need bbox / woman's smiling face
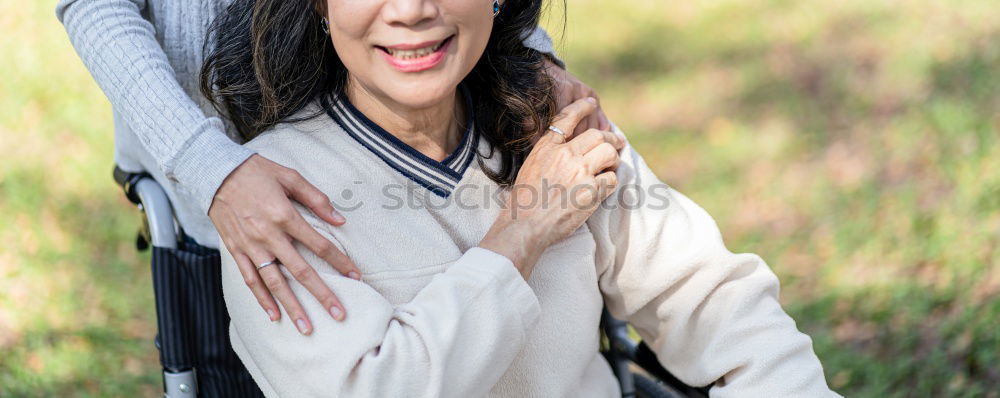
[323,0,495,108]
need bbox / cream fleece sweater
[219,97,839,397]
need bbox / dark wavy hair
[200,0,557,186]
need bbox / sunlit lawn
[1,0,997,396]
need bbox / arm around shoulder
[522,25,565,68]
[56,0,255,215]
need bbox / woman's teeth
[386,41,445,59]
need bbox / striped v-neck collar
[323,88,479,198]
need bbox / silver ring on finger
[548,125,566,137]
[257,259,279,270]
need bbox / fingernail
[585,97,597,104]
[266,309,277,322]
[329,306,345,321]
[348,271,361,280]
[331,211,345,224]
[296,319,311,335]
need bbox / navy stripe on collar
[323,89,479,198]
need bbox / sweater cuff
[457,247,541,329]
[168,117,256,215]
[523,26,565,69]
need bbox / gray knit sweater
[56,0,558,247]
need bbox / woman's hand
[481,98,623,278]
[543,58,611,134]
[209,155,361,335]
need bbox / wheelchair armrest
[113,166,178,250]
[635,341,711,398]
[113,166,151,205]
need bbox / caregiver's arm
[55,0,361,331]
[56,0,254,216]
[587,132,839,397]
[525,27,611,133]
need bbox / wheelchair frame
[114,167,196,398]
[115,166,706,398]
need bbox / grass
[1,0,997,396]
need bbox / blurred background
[0,0,997,396]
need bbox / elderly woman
[202,0,839,396]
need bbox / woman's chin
[379,83,460,110]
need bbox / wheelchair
[114,166,709,398]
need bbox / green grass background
[0,0,997,396]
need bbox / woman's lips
[377,36,454,73]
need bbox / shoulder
[242,101,363,187]
[244,102,333,153]
[243,101,356,171]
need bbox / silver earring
[492,0,500,17]
[321,17,330,34]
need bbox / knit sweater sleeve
[221,221,540,397]
[586,127,840,397]
[522,26,565,68]
[56,0,255,215]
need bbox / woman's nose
[381,0,440,27]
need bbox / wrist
[541,53,565,70]
[169,120,256,216]
[480,215,547,279]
